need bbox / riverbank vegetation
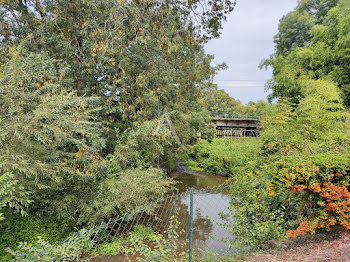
[187,0,350,253]
[187,80,350,253]
[0,0,240,260]
[229,78,350,250]
[186,138,261,177]
[0,0,349,260]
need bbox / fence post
[189,188,194,262]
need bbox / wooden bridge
[211,117,260,138]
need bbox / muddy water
[169,165,228,193]
[166,161,235,255]
[93,163,235,261]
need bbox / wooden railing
[215,128,260,138]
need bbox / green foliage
[91,236,124,257]
[0,47,175,226]
[0,209,74,261]
[12,216,187,262]
[0,141,30,220]
[129,225,157,242]
[204,88,271,118]
[244,100,272,118]
[0,0,236,133]
[273,0,338,56]
[0,49,108,223]
[80,119,176,224]
[188,138,261,176]
[0,0,238,227]
[187,160,201,171]
[88,166,173,224]
[229,79,350,250]
[205,89,244,114]
[0,1,240,257]
[229,169,287,250]
[263,0,350,106]
[11,229,95,262]
[187,137,283,249]
[262,79,350,154]
[125,217,187,262]
[274,8,316,56]
[113,119,174,169]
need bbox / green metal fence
[13,185,236,262]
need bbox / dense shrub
[188,138,261,176]
[0,50,174,226]
[229,79,350,250]
[0,209,74,261]
[0,0,236,232]
[270,153,350,238]
[12,216,187,261]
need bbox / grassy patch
[187,138,262,176]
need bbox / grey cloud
[205,0,298,103]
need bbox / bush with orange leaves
[261,80,350,240]
[229,80,350,250]
[268,154,350,239]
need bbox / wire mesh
[13,185,237,261]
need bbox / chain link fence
[13,185,239,262]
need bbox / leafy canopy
[0,0,238,226]
[262,0,350,106]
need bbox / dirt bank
[244,230,350,262]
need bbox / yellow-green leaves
[265,0,350,106]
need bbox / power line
[218,86,266,89]
[215,80,267,82]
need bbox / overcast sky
[205,0,298,104]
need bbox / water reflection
[96,166,235,261]
[166,165,235,255]
[170,169,228,192]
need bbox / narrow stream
[166,161,235,255]
[94,162,235,261]
[170,160,229,192]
